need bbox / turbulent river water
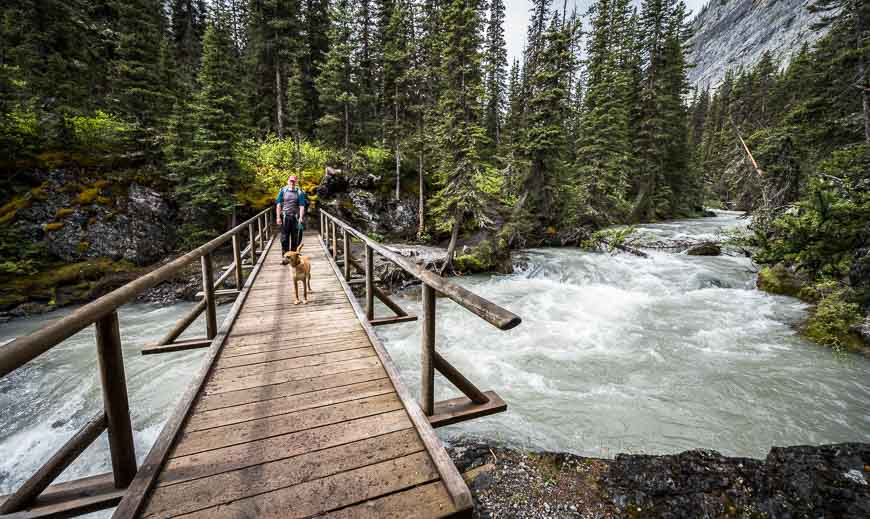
[1,211,869,498]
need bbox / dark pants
[281,215,301,253]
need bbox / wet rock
[756,263,807,298]
[685,242,721,256]
[315,168,349,198]
[323,188,418,240]
[17,171,176,266]
[852,315,870,344]
[9,302,52,316]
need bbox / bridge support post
[257,215,264,250]
[343,230,351,279]
[331,221,337,257]
[201,253,217,340]
[421,284,436,415]
[248,224,257,263]
[365,245,374,322]
[232,234,244,289]
[95,311,137,488]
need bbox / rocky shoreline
[447,439,870,518]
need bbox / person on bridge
[276,175,308,258]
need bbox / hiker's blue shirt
[276,186,307,216]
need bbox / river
[1,211,868,499]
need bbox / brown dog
[283,245,312,304]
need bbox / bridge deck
[135,234,467,518]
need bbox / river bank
[447,438,870,518]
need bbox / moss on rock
[453,238,513,274]
[756,264,806,298]
[803,289,865,352]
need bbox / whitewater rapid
[1,211,868,503]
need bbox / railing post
[257,214,264,249]
[248,223,257,264]
[231,233,244,289]
[320,213,325,237]
[95,311,137,488]
[343,229,351,280]
[201,253,217,340]
[331,220,337,258]
[421,284,436,416]
[365,245,374,322]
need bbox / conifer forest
[0,0,869,347]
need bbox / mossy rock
[453,238,513,274]
[43,222,65,232]
[803,289,866,351]
[55,207,75,219]
[756,264,806,298]
[76,187,100,204]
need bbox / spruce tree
[514,15,577,233]
[302,0,330,132]
[179,6,242,238]
[431,0,489,273]
[354,0,379,142]
[316,0,357,169]
[483,0,508,151]
[383,0,414,199]
[112,0,172,135]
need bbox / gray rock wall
[688,0,830,90]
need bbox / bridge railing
[0,207,273,517]
[319,209,520,421]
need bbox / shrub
[804,288,863,350]
[68,111,132,152]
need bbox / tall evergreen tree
[383,0,414,199]
[316,0,357,169]
[302,0,330,132]
[514,14,577,234]
[112,0,172,134]
[432,0,489,273]
[809,0,870,142]
[483,0,508,151]
[170,0,207,87]
[354,0,379,141]
[179,4,242,237]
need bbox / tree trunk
[395,85,400,200]
[440,209,463,275]
[418,115,425,240]
[856,0,870,143]
[276,65,284,139]
[344,101,351,171]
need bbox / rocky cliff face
[687,0,830,90]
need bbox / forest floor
[447,438,870,518]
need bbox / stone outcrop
[16,170,176,265]
[687,0,828,90]
[449,439,870,519]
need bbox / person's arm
[275,190,283,224]
[298,190,306,221]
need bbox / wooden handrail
[0,207,272,378]
[320,210,521,331]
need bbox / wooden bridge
[0,207,520,518]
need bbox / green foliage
[755,145,870,279]
[68,111,133,151]
[804,288,863,350]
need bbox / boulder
[685,242,721,256]
[323,188,418,240]
[756,263,807,298]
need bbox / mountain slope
[687,0,829,89]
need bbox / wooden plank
[171,393,403,458]
[215,339,372,368]
[193,366,388,413]
[202,356,383,395]
[157,409,412,488]
[222,329,367,350]
[111,235,276,519]
[185,378,394,432]
[428,391,507,429]
[222,324,364,345]
[0,472,123,519]
[208,347,376,382]
[174,451,440,519]
[323,481,460,519]
[316,233,474,512]
[141,429,422,518]
[141,337,212,355]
